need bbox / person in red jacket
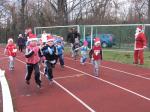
[4,38,17,70]
[89,37,102,77]
[134,26,147,65]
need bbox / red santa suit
[134,26,147,65]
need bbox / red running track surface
[0,49,150,112]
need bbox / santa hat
[47,34,54,42]
[28,33,37,41]
[136,26,143,32]
[83,40,88,46]
[8,38,13,43]
[94,37,101,45]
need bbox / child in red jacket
[89,38,102,77]
[4,38,17,70]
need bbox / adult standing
[17,34,25,52]
[66,28,81,57]
[133,26,147,65]
[41,30,48,45]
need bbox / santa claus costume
[134,26,147,65]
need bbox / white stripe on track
[16,58,96,112]
[64,65,150,101]
[65,57,150,80]
[54,74,85,80]
[0,69,14,112]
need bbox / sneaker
[49,79,53,85]
[9,67,14,71]
[37,83,41,88]
[61,65,64,68]
[25,80,30,85]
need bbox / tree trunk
[20,0,27,33]
[148,0,150,23]
[57,0,68,25]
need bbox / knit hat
[8,38,13,43]
[47,34,54,42]
[28,33,37,41]
[83,40,88,46]
[94,37,100,45]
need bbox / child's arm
[100,50,103,60]
[89,49,93,59]
[25,48,34,58]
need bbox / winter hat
[47,34,54,42]
[83,40,88,46]
[8,38,13,43]
[28,33,37,41]
[94,37,100,45]
[19,34,22,37]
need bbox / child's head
[94,37,101,46]
[28,34,37,47]
[46,34,54,46]
[8,38,13,45]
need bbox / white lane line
[16,58,96,112]
[65,57,150,80]
[64,65,150,101]
[0,69,14,112]
[54,74,85,80]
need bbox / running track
[0,48,150,112]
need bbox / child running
[89,37,102,77]
[56,40,64,68]
[4,38,17,71]
[75,40,89,65]
[41,34,57,84]
[25,34,42,88]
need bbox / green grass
[64,47,150,68]
[103,49,150,68]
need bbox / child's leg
[45,61,53,80]
[71,43,74,57]
[33,63,41,87]
[9,56,14,70]
[59,54,64,66]
[25,63,33,83]
[93,60,100,76]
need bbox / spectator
[66,28,81,57]
[133,26,147,65]
[17,34,25,52]
[41,30,48,45]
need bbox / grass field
[103,49,150,68]
[65,47,150,68]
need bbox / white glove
[143,46,147,49]
[13,49,17,53]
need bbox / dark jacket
[17,37,25,46]
[42,44,57,61]
[67,31,80,44]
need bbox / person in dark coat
[17,34,25,52]
[66,28,81,57]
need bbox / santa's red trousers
[134,50,144,64]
